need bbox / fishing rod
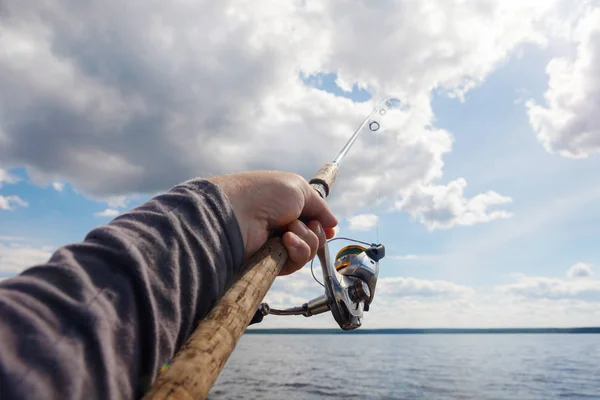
[143,97,400,400]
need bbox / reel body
[254,238,385,331]
[334,245,381,306]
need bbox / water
[209,334,600,399]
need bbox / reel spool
[334,245,367,271]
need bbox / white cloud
[567,262,594,279]
[94,208,120,217]
[258,271,600,328]
[0,169,19,188]
[497,264,600,301]
[363,295,600,328]
[0,236,28,241]
[253,256,600,328]
[389,254,437,262]
[0,238,53,277]
[0,0,557,231]
[0,195,28,210]
[0,169,27,210]
[527,7,600,158]
[250,256,600,328]
[395,178,513,230]
[347,213,379,231]
[262,291,314,311]
[51,181,65,192]
[269,267,324,298]
[390,254,422,261]
[324,0,553,99]
[105,196,128,209]
[258,272,600,328]
[334,75,353,93]
[377,277,475,298]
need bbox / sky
[1,0,600,329]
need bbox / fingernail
[316,223,323,236]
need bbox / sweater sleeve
[0,178,245,400]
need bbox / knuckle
[281,172,304,187]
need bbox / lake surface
[209,334,600,399]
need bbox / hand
[208,171,338,276]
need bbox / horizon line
[245,327,600,334]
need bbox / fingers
[279,219,326,276]
[298,180,338,230]
[280,231,311,276]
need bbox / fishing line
[376,112,380,244]
[310,258,324,287]
[372,97,398,243]
[308,97,399,286]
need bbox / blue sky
[1,0,600,328]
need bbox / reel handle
[143,163,339,400]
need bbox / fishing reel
[252,238,385,331]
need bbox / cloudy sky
[1,0,600,329]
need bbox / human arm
[0,173,337,399]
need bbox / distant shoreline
[245,327,600,334]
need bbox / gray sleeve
[0,178,245,399]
